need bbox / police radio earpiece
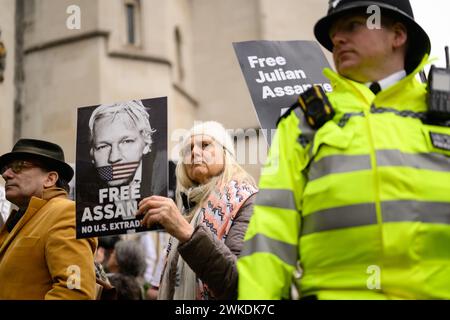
[277,85,335,129]
[426,46,450,126]
[298,86,335,129]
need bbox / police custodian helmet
[314,0,431,73]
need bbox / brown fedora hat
[0,138,74,181]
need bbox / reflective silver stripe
[382,201,450,224]
[377,150,450,172]
[240,233,298,267]
[302,201,450,235]
[338,112,365,127]
[308,155,371,181]
[256,189,298,211]
[302,203,377,235]
[371,105,426,120]
[308,150,450,181]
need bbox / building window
[126,3,136,44]
[174,27,184,81]
[124,0,141,47]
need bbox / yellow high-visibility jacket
[238,57,450,300]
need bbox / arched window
[126,3,136,44]
[124,0,141,46]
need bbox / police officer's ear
[43,171,59,188]
[391,22,408,50]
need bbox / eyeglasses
[0,160,37,175]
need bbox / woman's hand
[137,195,194,243]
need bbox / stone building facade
[0,0,328,180]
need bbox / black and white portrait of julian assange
[76,97,167,238]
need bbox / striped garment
[97,161,139,182]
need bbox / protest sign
[76,97,168,238]
[233,40,331,144]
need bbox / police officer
[238,0,450,299]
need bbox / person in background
[134,231,170,299]
[94,259,116,300]
[137,121,258,300]
[95,235,121,271]
[0,138,97,299]
[144,231,170,300]
[107,239,146,300]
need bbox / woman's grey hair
[88,100,156,150]
[114,240,146,277]
[175,123,256,221]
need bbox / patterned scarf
[158,179,257,300]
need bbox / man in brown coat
[0,138,97,299]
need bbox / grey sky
[411,0,450,68]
